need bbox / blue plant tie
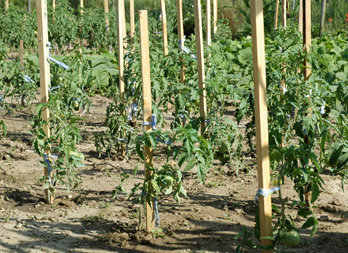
[49,86,60,94]
[24,75,35,84]
[47,55,70,70]
[128,102,138,121]
[255,186,280,201]
[154,197,160,227]
[279,84,287,93]
[178,37,197,59]
[143,114,157,130]
[43,153,58,186]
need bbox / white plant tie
[255,186,280,201]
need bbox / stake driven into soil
[299,0,303,33]
[105,0,109,31]
[176,0,185,83]
[117,0,125,102]
[275,0,280,29]
[250,0,273,251]
[193,0,208,134]
[36,0,53,203]
[213,0,218,34]
[206,0,212,46]
[282,0,287,28]
[161,0,169,56]
[130,0,135,42]
[139,10,155,232]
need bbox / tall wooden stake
[139,10,155,232]
[19,40,24,68]
[117,0,125,100]
[36,0,53,204]
[250,0,273,252]
[28,0,32,13]
[213,0,218,34]
[319,0,326,36]
[52,0,55,22]
[282,0,287,28]
[176,0,185,82]
[80,0,84,16]
[206,0,211,46]
[298,0,303,33]
[130,0,135,42]
[194,0,207,134]
[303,0,311,80]
[161,0,169,56]
[274,0,279,29]
[5,0,9,10]
[105,0,109,30]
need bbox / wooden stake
[5,0,9,10]
[250,1,273,252]
[105,0,109,30]
[319,0,326,36]
[130,0,135,42]
[213,0,218,34]
[139,10,155,232]
[274,0,279,29]
[80,0,83,16]
[19,40,24,68]
[52,0,55,22]
[160,0,168,56]
[36,0,53,204]
[117,0,125,100]
[303,0,311,80]
[28,0,32,13]
[176,0,185,83]
[194,0,207,134]
[282,0,287,28]
[122,0,126,40]
[206,0,211,46]
[298,0,303,33]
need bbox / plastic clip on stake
[320,100,326,115]
[255,186,280,201]
[154,197,160,227]
[178,37,197,59]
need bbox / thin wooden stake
[161,0,169,56]
[105,0,109,30]
[213,0,218,34]
[139,10,155,232]
[28,0,32,13]
[206,0,211,46]
[19,40,24,68]
[52,0,55,22]
[117,0,125,99]
[176,0,185,83]
[274,0,279,29]
[80,0,83,16]
[250,0,273,252]
[298,0,303,33]
[5,0,9,10]
[130,0,135,42]
[303,0,311,80]
[194,0,207,134]
[319,0,327,36]
[36,0,53,204]
[282,0,287,28]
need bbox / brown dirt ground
[0,95,347,253]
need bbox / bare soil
[0,95,347,253]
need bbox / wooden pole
[319,0,326,36]
[206,0,211,46]
[19,40,24,68]
[213,0,218,34]
[5,0,9,10]
[52,0,55,22]
[194,0,207,134]
[282,0,287,28]
[139,10,155,232]
[28,0,32,13]
[130,0,135,42]
[250,0,273,251]
[36,0,53,204]
[298,0,303,33]
[122,0,126,40]
[303,0,311,80]
[176,0,185,83]
[80,0,83,16]
[274,0,279,29]
[160,0,168,56]
[117,0,125,100]
[105,0,109,30]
